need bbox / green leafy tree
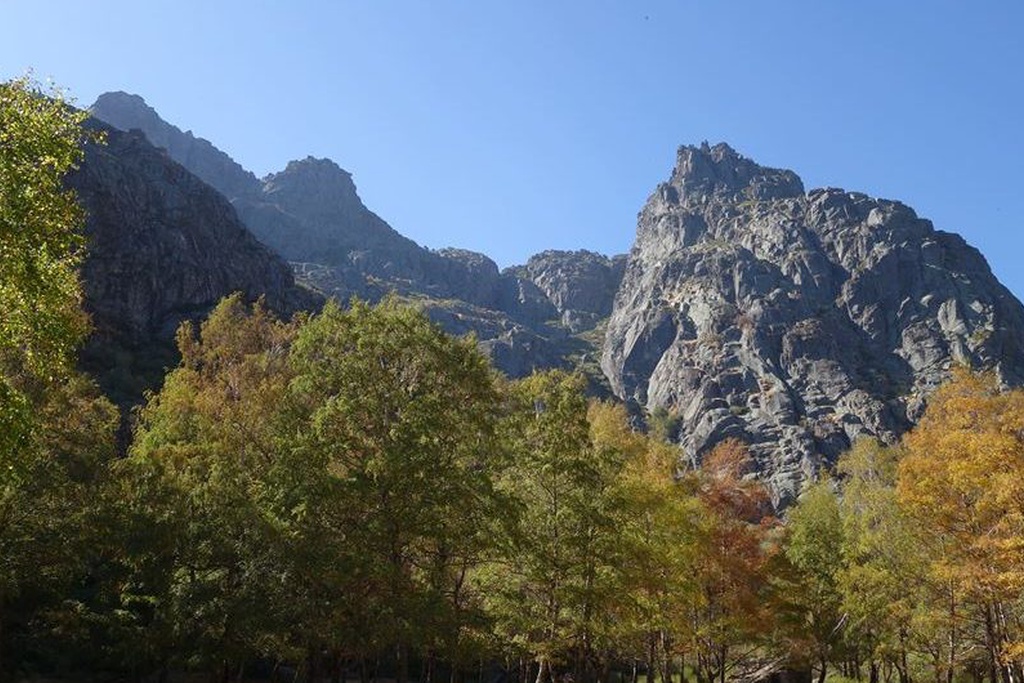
[287,297,504,681]
[834,439,911,683]
[782,480,845,683]
[482,371,609,683]
[0,77,116,676]
[0,77,93,454]
[127,295,301,677]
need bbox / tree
[685,439,774,683]
[0,77,116,676]
[836,438,920,683]
[127,294,301,677]
[482,371,611,683]
[598,402,700,683]
[783,480,845,683]
[287,297,504,682]
[125,295,507,680]
[0,77,93,455]
[898,370,1024,683]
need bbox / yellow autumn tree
[591,401,701,683]
[898,369,1024,683]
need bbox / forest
[5,81,1024,683]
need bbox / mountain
[91,92,499,301]
[68,120,318,409]
[602,142,1024,504]
[89,92,1024,502]
[89,92,622,379]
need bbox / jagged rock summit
[92,92,496,302]
[603,142,1024,505]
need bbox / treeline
[3,293,776,681]
[6,77,1024,683]
[8,290,1024,683]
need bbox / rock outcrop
[602,142,1024,505]
[509,250,627,333]
[86,92,1024,501]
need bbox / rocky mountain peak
[272,156,356,185]
[604,142,1024,506]
[262,156,365,218]
[512,250,627,333]
[91,91,161,130]
[669,142,804,203]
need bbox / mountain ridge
[90,91,624,381]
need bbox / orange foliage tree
[685,439,776,683]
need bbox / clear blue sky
[3,2,1023,296]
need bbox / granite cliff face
[71,122,314,342]
[69,120,318,406]
[602,143,1024,504]
[89,92,623,378]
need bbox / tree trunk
[661,631,672,683]
[397,643,409,683]
[985,604,999,683]
[898,627,911,683]
[947,584,956,683]
[330,651,343,683]
[307,647,319,683]
[996,603,1020,683]
[424,651,434,683]
[536,658,549,683]
[647,635,657,683]
[817,658,827,683]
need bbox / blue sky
[3,1,1023,296]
